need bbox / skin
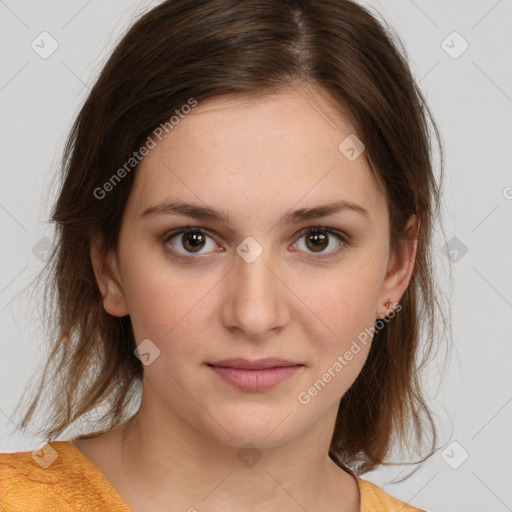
[72,82,418,512]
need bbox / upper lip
[208,357,302,370]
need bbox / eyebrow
[140,199,370,225]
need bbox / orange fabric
[1,441,424,511]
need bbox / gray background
[1,1,511,511]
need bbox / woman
[1,1,447,510]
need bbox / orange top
[1,441,424,511]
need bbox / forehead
[128,85,386,222]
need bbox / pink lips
[207,358,303,392]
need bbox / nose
[221,243,290,341]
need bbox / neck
[116,391,360,512]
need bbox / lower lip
[207,365,302,392]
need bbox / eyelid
[163,226,219,262]
[290,226,349,259]
[162,225,350,261]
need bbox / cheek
[292,261,382,397]
[120,248,216,354]
[297,262,381,345]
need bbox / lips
[208,357,301,370]
[206,358,304,392]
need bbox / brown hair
[14,0,451,476]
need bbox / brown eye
[305,231,329,252]
[181,231,206,252]
[293,227,346,258]
[166,228,217,255]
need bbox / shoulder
[357,477,425,512]
[1,441,77,511]
[0,440,131,512]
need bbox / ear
[377,214,419,317]
[90,234,129,317]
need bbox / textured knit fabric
[1,441,424,511]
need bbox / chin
[200,410,300,450]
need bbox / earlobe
[377,214,420,318]
[89,235,129,317]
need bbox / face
[93,84,417,449]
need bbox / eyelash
[162,225,351,263]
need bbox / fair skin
[72,83,418,512]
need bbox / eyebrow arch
[140,199,370,225]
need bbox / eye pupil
[306,232,328,252]
[183,232,205,252]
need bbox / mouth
[206,358,305,392]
